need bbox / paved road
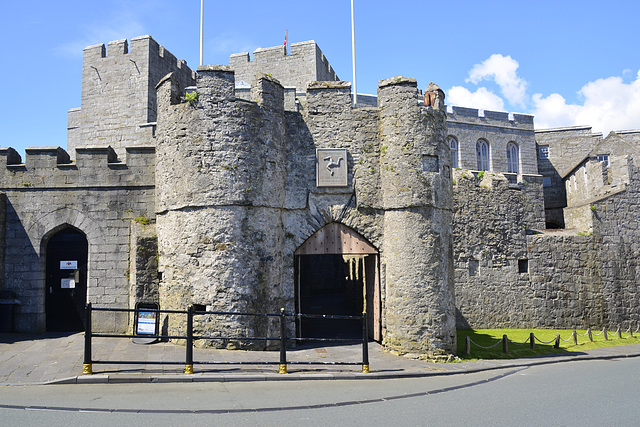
[0,357,637,425]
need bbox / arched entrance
[294,223,381,341]
[45,227,88,332]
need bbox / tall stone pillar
[154,68,287,346]
[378,77,456,357]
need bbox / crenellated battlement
[447,105,534,130]
[229,40,338,93]
[0,145,155,188]
[82,35,194,76]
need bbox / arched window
[448,136,458,168]
[507,142,519,173]
[476,140,489,171]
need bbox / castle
[1,35,638,358]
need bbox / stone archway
[294,222,381,341]
[44,226,88,331]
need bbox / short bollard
[184,305,194,375]
[604,328,609,341]
[588,328,593,342]
[465,335,471,355]
[554,334,560,349]
[572,329,578,345]
[502,335,508,354]
[83,302,93,375]
[618,328,622,339]
[362,311,370,373]
[278,308,287,374]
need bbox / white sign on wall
[60,260,78,269]
[61,278,76,289]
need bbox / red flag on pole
[284,30,287,47]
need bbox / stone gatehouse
[0,35,638,357]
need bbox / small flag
[284,30,288,47]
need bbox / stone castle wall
[454,159,640,330]
[0,146,156,332]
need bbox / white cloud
[447,86,505,112]
[532,70,640,133]
[467,54,527,107]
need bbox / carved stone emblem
[316,148,348,187]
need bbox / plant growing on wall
[184,91,198,105]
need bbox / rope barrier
[468,337,504,349]
[591,329,604,336]
[559,335,574,342]
[534,336,558,345]
[509,336,530,346]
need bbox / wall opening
[294,223,380,342]
[45,227,88,332]
[518,259,529,274]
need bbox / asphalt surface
[1,332,639,385]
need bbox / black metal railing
[83,302,370,375]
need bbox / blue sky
[2,0,640,157]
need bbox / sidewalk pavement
[1,332,639,386]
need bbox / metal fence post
[279,308,287,374]
[185,305,194,374]
[362,311,369,373]
[502,335,508,353]
[83,302,93,375]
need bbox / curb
[41,350,640,385]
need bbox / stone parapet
[0,146,155,188]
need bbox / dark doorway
[297,254,364,339]
[45,228,88,332]
[294,223,381,342]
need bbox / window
[539,145,549,159]
[597,154,610,166]
[506,142,519,173]
[543,177,552,187]
[518,259,529,274]
[449,136,459,168]
[476,140,489,171]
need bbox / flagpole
[200,0,204,66]
[351,0,357,106]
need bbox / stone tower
[378,78,456,356]
[68,35,195,158]
[154,67,288,344]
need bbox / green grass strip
[457,328,640,360]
